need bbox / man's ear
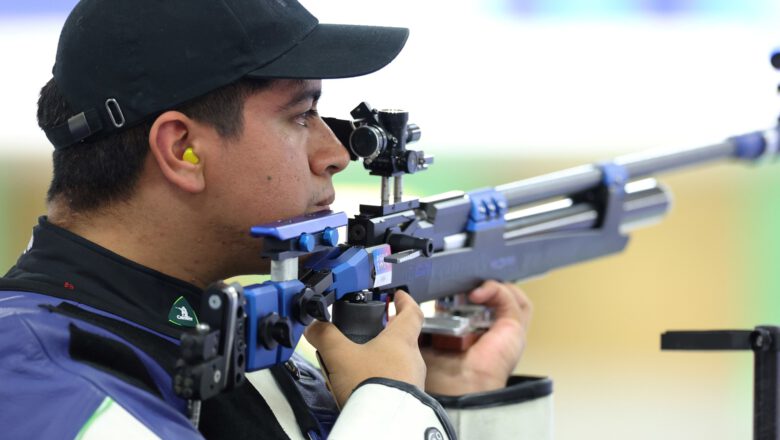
[148,111,206,193]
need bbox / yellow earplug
[183,147,200,165]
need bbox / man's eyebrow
[278,83,322,111]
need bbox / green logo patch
[168,296,198,328]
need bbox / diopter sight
[324,102,433,206]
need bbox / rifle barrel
[497,128,776,208]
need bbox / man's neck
[47,199,222,289]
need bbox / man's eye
[296,109,319,127]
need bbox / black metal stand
[661,326,780,440]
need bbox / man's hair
[37,78,272,212]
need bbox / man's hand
[304,290,427,408]
[422,280,532,396]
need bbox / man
[0,0,549,438]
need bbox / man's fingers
[306,291,423,349]
[469,280,532,326]
[384,290,424,343]
[392,290,424,327]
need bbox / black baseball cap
[43,0,409,149]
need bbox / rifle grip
[332,300,386,344]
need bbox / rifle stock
[175,120,779,404]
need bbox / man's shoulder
[0,289,202,439]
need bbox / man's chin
[225,259,272,280]
[306,206,331,215]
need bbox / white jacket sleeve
[329,378,456,440]
[434,376,554,440]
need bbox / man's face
[202,79,349,273]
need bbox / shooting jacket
[0,218,552,439]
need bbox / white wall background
[1,1,779,159]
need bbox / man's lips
[311,194,335,212]
[316,194,335,207]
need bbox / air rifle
[173,51,780,427]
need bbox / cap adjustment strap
[43,107,105,150]
[104,98,125,128]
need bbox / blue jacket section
[0,290,201,439]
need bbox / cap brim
[246,24,409,80]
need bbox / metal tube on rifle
[503,183,670,240]
[498,131,775,207]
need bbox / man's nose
[310,118,351,176]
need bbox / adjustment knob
[270,317,294,348]
[305,296,331,322]
[258,314,295,349]
[402,150,419,174]
[294,288,332,325]
[298,233,315,252]
[322,227,339,246]
[406,123,421,143]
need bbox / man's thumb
[304,320,348,349]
